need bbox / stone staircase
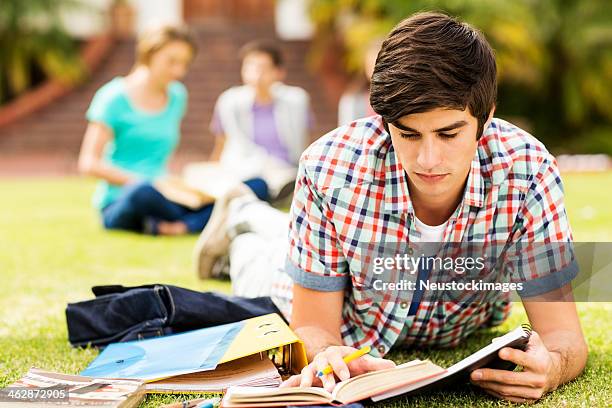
[0,23,338,175]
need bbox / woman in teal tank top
[79,25,270,235]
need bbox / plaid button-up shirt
[285,115,576,357]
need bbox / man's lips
[415,173,449,183]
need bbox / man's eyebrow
[392,120,468,133]
[433,120,468,133]
[392,122,419,133]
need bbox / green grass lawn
[1,174,611,407]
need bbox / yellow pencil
[316,345,371,377]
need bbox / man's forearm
[294,325,344,361]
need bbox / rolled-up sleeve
[286,161,349,292]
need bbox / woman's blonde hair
[135,24,197,66]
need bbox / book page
[225,385,332,405]
[182,163,244,199]
[333,360,445,403]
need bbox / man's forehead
[243,52,275,66]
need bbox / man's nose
[416,138,442,170]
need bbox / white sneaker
[193,184,254,279]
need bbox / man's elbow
[564,332,589,383]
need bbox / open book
[155,160,298,209]
[222,360,443,407]
[154,176,218,209]
[221,325,531,407]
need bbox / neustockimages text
[372,279,524,293]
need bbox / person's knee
[126,182,159,209]
[101,204,139,231]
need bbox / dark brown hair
[370,12,497,138]
[240,40,283,68]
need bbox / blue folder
[81,320,243,381]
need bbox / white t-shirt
[414,216,448,257]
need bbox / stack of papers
[146,354,282,393]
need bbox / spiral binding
[521,323,532,336]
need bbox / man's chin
[412,177,456,197]
[407,173,456,198]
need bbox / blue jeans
[101,178,269,234]
[66,283,282,348]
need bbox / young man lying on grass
[195,12,587,403]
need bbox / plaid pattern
[285,115,575,357]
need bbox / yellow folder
[219,313,308,375]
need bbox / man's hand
[470,331,561,403]
[280,345,396,392]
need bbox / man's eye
[439,132,458,139]
[400,133,420,139]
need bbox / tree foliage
[309,0,612,153]
[0,0,86,105]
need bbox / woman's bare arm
[78,122,137,186]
